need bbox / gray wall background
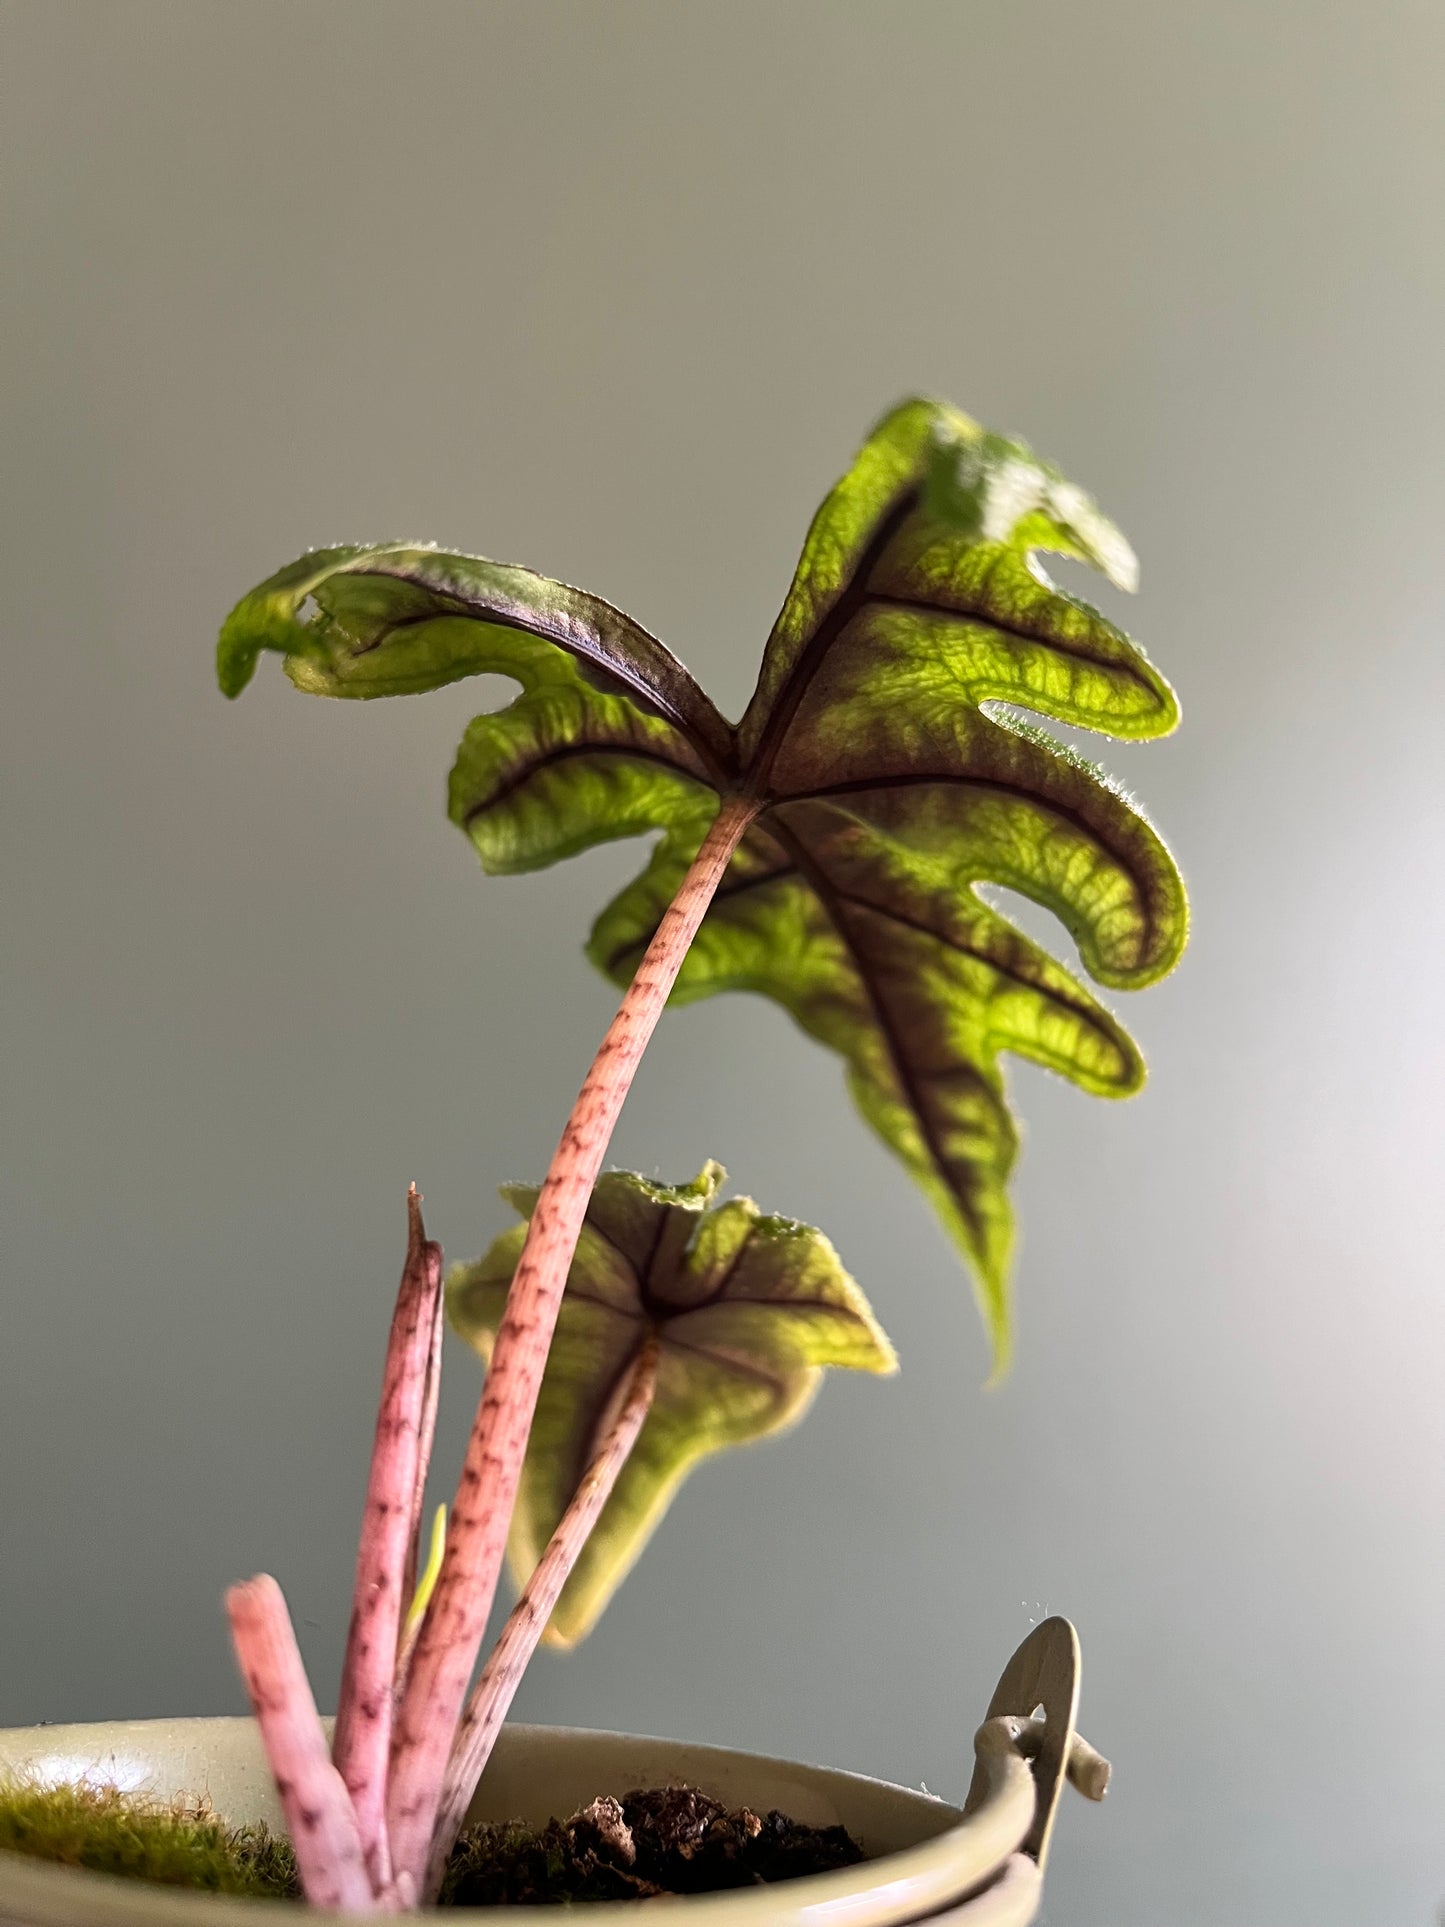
[3,4,1442,1922]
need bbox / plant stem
[226,1575,376,1914]
[331,1189,444,1893]
[386,793,756,1888]
[425,1333,661,1898]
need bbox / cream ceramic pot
[0,1620,1103,1927]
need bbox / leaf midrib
[865,588,1163,703]
[765,816,993,1252]
[774,768,1160,951]
[745,487,921,796]
[340,564,735,780]
[827,886,1110,1015]
[662,1332,790,1401]
[461,740,712,828]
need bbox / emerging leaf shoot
[220,399,1186,1365]
[447,1163,896,1646]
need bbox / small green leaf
[222,398,1187,1368]
[404,1503,448,1644]
[447,1166,895,1646]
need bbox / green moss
[0,1778,300,1899]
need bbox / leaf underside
[447,1164,896,1645]
[219,398,1187,1366]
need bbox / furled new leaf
[220,398,1187,1365]
[447,1163,896,1646]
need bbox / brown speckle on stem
[386,797,755,1892]
[330,1189,444,1894]
[225,1575,375,1912]
[425,1334,661,1898]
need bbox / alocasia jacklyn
[220,397,1186,1897]
[226,1162,894,1907]
[428,1162,893,1894]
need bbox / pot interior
[0,1719,980,1927]
[0,1718,959,1855]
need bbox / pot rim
[0,1618,1089,1927]
[0,1717,1028,1927]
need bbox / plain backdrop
[3,5,1443,1923]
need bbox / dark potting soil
[439,1785,865,1904]
[1,1778,864,1905]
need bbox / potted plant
[0,399,1184,1923]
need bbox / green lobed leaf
[217,543,732,764]
[447,1164,896,1646]
[220,399,1187,1367]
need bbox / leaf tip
[982,1333,1013,1390]
[688,1159,727,1200]
[403,1504,447,1643]
[216,605,261,700]
[871,1329,902,1377]
[970,1244,1014,1386]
